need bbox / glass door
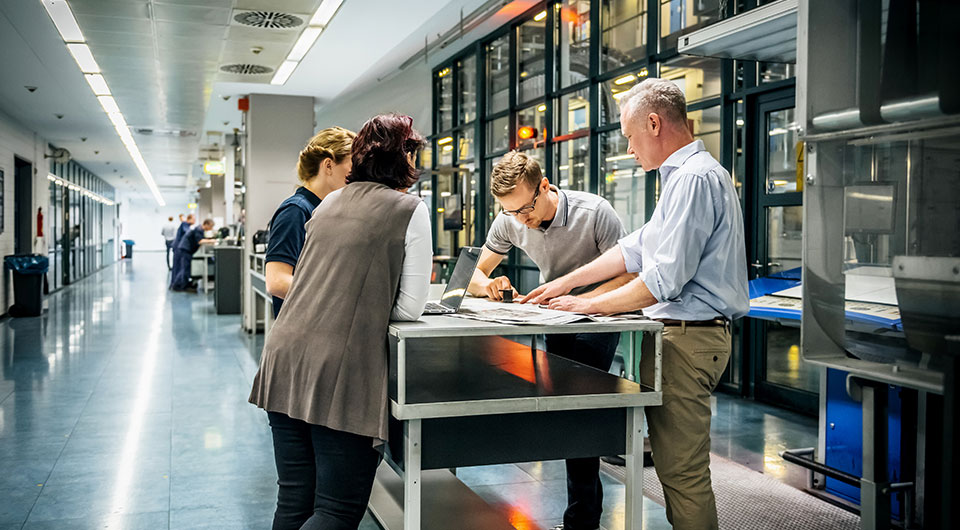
[747,88,818,414]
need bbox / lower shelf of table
[368,464,516,530]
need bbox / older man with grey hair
[524,78,749,529]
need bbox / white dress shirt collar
[658,139,706,182]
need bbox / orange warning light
[518,126,537,140]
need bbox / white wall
[0,107,49,311]
[118,197,191,252]
[314,61,433,136]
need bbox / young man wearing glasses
[467,150,630,530]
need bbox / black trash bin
[4,254,49,317]
[122,239,135,259]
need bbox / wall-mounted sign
[203,160,225,175]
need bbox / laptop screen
[439,246,482,310]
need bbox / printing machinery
[773,1,960,529]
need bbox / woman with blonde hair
[264,126,355,317]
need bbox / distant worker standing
[171,218,216,292]
[169,214,195,289]
[161,216,178,269]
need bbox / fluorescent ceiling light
[310,0,345,27]
[41,0,85,42]
[84,74,110,96]
[271,60,298,85]
[98,95,120,114]
[614,74,636,85]
[287,26,322,62]
[534,10,546,22]
[66,43,100,73]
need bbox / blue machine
[824,369,905,519]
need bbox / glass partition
[555,0,591,88]
[602,0,648,72]
[486,36,510,115]
[518,17,547,104]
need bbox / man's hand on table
[545,295,597,314]
[520,277,573,305]
[483,275,519,302]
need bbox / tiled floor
[0,256,817,529]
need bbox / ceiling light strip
[272,0,345,85]
[47,174,115,205]
[40,0,164,206]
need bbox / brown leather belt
[655,318,727,327]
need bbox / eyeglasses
[502,186,540,216]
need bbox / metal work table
[247,253,273,334]
[191,247,214,293]
[370,311,663,530]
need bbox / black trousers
[267,411,382,530]
[165,240,174,269]
[544,332,621,530]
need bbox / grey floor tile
[169,473,277,511]
[28,478,170,522]
[168,506,273,530]
[456,463,538,487]
[21,511,169,530]
[0,486,42,525]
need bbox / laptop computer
[423,246,482,315]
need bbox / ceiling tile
[234,0,322,14]
[151,4,231,25]
[75,14,153,33]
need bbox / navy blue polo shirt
[177,226,206,254]
[266,187,322,317]
[173,221,191,250]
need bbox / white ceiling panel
[225,24,303,44]
[152,4,232,25]
[235,0,319,13]
[84,29,154,47]
[158,0,234,8]
[74,14,153,33]
[70,0,149,18]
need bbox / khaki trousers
[640,323,731,530]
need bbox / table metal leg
[625,332,636,382]
[397,338,406,406]
[625,406,645,530]
[403,419,422,530]
[264,298,273,336]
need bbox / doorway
[14,157,33,255]
[744,88,818,415]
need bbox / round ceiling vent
[233,11,303,29]
[220,64,274,75]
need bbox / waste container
[3,254,49,317]
[122,239,135,259]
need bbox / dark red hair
[347,113,426,189]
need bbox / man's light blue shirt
[619,140,749,321]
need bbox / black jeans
[267,411,382,530]
[544,332,621,530]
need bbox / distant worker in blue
[169,213,194,289]
[171,218,215,292]
[265,126,355,318]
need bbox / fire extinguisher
[37,207,44,238]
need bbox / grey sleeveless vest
[249,181,422,444]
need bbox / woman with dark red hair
[249,113,432,530]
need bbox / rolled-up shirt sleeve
[391,201,433,321]
[483,214,513,255]
[595,199,627,252]
[618,225,646,274]
[640,173,715,303]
